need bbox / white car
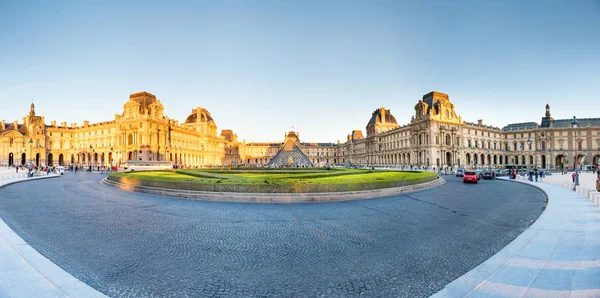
[54,166,65,175]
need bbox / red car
[463,171,478,183]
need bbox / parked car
[463,171,479,183]
[456,169,464,177]
[482,171,495,180]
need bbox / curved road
[0,174,545,297]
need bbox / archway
[466,153,471,165]
[555,154,566,171]
[499,155,503,165]
[473,154,478,166]
[576,154,585,170]
[8,153,13,166]
[48,153,53,166]
[128,151,133,161]
[445,151,452,167]
[593,155,600,167]
[480,154,485,165]
[59,154,64,166]
[21,153,26,165]
[541,155,546,169]
[71,154,75,164]
[35,153,40,166]
[487,155,491,166]
[493,155,497,165]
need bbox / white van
[123,160,173,172]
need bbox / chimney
[71,123,77,128]
[13,121,18,128]
[380,108,386,123]
[477,119,484,126]
[1,120,4,130]
[61,121,67,127]
[51,120,56,127]
[84,121,89,127]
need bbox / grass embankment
[108,168,438,193]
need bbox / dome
[185,107,214,124]
[368,108,397,125]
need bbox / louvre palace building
[1,91,599,171]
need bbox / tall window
[445,134,451,146]
[128,133,134,145]
[578,141,583,150]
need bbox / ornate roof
[368,108,397,125]
[129,92,157,115]
[185,107,214,124]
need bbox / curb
[101,176,446,203]
[0,175,108,298]
[0,174,61,189]
[497,177,550,204]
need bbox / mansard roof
[503,122,539,131]
[368,108,397,125]
[549,118,600,128]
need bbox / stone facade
[1,91,599,170]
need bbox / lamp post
[110,147,113,170]
[572,116,579,190]
[29,138,33,167]
[527,137,532,170]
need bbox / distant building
[1,91,598,170]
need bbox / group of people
[507,168,545,182]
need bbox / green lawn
[108,168,438,193]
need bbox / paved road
[0,174,545,297]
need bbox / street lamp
[527,137,532,170]
[572,116,579,190]
[29,138,33,167]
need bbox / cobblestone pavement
[0,174,545,297]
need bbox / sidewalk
[433,175,600,297]
[0,168,107,298]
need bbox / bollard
[593,193,600,207]
[585,189,593,200]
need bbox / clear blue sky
[1,0,599,142]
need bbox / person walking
[534,169,539,182]
[572,172,576,183]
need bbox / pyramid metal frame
[266,139,313,167]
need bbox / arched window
[445,134,451,146]
[128,133,134,145]
[445,110,450,119]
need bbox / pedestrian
[572,172,576,183]
[534,169,538,182]
[597,177,600,192]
